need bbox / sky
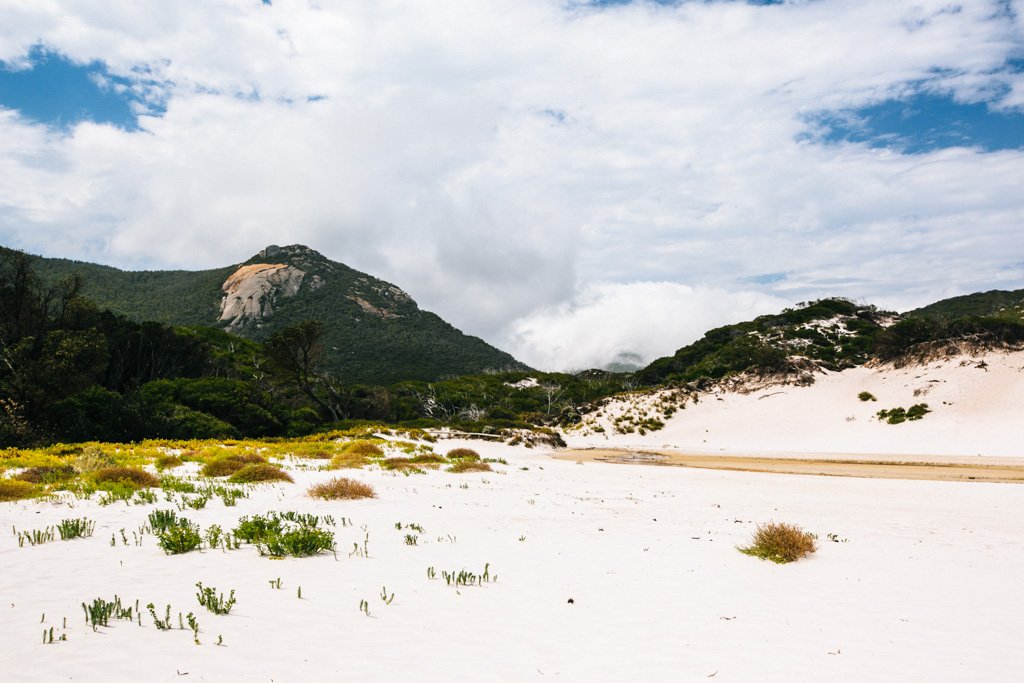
[1,0,1022,371]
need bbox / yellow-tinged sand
[556,448,1024,483]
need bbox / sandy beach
[2,433,1023,681]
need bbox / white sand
[564,351,1024,459]
[2,434,1024,681]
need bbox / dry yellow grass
[0,478,38,501]
[448,460,492,473]
[90,466,161,489]
[307,477,376,500]
[202,453,266,477]
[228,463,293,483]
[739,522,817,563]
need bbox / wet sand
[556,448,1024,483]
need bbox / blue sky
[0,0,1022,369]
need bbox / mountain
[907,288,1024,323]
[18,244,528,384]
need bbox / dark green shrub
[857,391,877,402]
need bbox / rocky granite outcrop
[219,262,310,330]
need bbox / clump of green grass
[91,467,160,489]
[857,391,877,402]
[155,454,184,470]
[195,582,236,615]
[202,453,265,477]
[256,527,335,558]
[148,509,179,532]
[56,518,95,540]
[74,446,116,472]
[228,463,293,484]
[739,522,817,564]
[307,477,376,500]
[446,448,480,462]
[0,478,39,501]
[448,460,492,473]
[232,512,335,558]
[14,464,76,484]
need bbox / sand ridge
[557,448,1024,483]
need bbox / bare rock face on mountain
[219,262,314,330]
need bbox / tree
[267,320,347,421]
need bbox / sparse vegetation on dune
[446,448,480,461]
[448,460,492,473]
[202,452,266,477]
[90,466,160,489]
[308,477,376,500]
[739,522,817,564]
[228,463,293,484]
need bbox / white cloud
[0,0,1022,369]
[500,281,786,371]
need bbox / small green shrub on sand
[228,463,293,484]
[156,519,202,555]
[0,478,39,501]
[857,391,877,402]
[308,477,376,500]
[446,448,480,462]
[877,403,931,425]
[739,522,817,564]
[448,460,492,473]
[90,467,160,489]
[256,527,335,557]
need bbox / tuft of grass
[91,466,160,489]
[446,448,480,462]
[56,518,95,540]
[202,453,265,477]
[256,527,335,558]
[307,477,376,500]
[0,478,39,501]
[228,463,293,484]
[739,522,817,564]
[857,391,877,402]
[448,460,492,473]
